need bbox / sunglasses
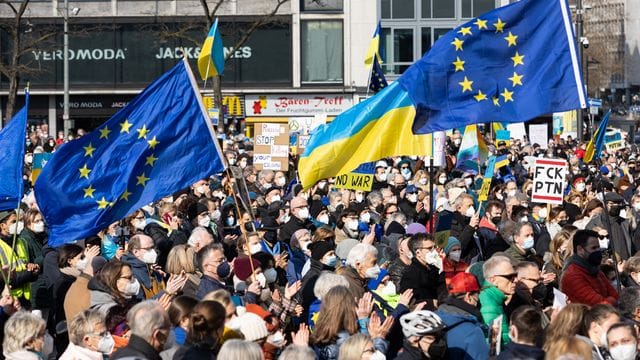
[598,234,608,239]
[495,273,517,281]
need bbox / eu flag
[35,60,226,246]
[0,93,28,211]
[398,0,587,134]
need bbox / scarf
[564,254,600,276]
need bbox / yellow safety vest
[0,239,31,300]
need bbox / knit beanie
[367,268,389,290]
[187,202,209,221]
[233,257,261,281]
[444,237,461,255]
[236,312,269,341]
[309,241,334,261]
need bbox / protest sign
[532,158,567,204]
[253,123,289,171]
[334,162,375,192]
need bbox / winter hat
[448,272,480,294]
[187,202,209,221]
[0,210,12,223]
[245,304,272,320]
[309,241,334,261]
[385,221,406,236]
[406,223,426,235]
[236,312,269,342]
[367,268,389,290]
[233,257,261,281]
[443,237,461,255]
[309,201,327,219]
[448,187,466,205]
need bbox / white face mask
[620,209,629,219]
[407,194,418,203]
[599,237,610,249]
[249,243,262,255]
[465,206,475,217]
[210,209,221,221]
[142,204,155,216]
[76,258,88,271]
[196,185,206,195]
[297,207,310,220]
[134,219,146,231]
[449,250,462,262]
[263,182,272,190]
[32,221,45,233]
[255,272,267,288]
[347,219,359,231]
[198,215,211,228]
[8,221,24,235]
[355,193,364,203]
[464,178,473,187]
[360,213,371,224]
[538,208,548,219]
[634,203,640,211]
[270,195,281,203]
[438,176,447,185]
[365,265,381,279]
[317,214,330,224]
[142,249,157,264]
[425,249,443,270]
[379,281,397,296]
[609,343,637,360]
[507,190,517,197]
[226,217,235,226]
[124,278,141,296]
[419,178,428,185]
[97,334,115,354]
[576,183,586,192]
[275,177,286,187]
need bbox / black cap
[187,202,209,221]
[309,241,334,261]
[0,210,12,223]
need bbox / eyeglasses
[598,234,608,239]
[416,245,435,251]
[495,273,517,281]
[520,277,541,284]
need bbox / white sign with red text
[245,94,354,116]
[532,158,567,205]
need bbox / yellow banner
[334,173,375,192]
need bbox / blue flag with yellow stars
[399,0,586,134]
[0,92,28,211]
[35,59,225,246]
[369,57,388,93]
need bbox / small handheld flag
[198,18,225,80]
[584,110,611,163]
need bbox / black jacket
[143,222,188,269]
[496,342,545,360]
[444,211,479,262]
[300,258,335,318]
[399,258,446,305]
[279,216,315,245]
[112,334,161,360]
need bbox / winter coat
[336,265,367,300]
[446,210,480,262]
[279,216,315,245]
[143,221,188,269]
[388,257,409,289]
[196,274,228,300]
[88,277,120,314]
[59,341,104,360]
[393,343,427,360]
[560,255,618,306]
[121,254,166,300]
[285,248,307,284]
[64,273,91,321]
[313,331,388,360]
[495,342,544,360]
[399,258,446,305]
[478,218,507,259]
[479,282,509,346]
[300,258,335,312]
[436,298,489,360]
[172,343,216,360]
[112,334,161,360]
[3,350,42,360]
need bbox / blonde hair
[544,304,589,351]
[158,202,177,217]
[2,311,46,353]
[545,336,592,359]
[217,339,263,360]
[550,230,574,270]
[68,309,106,346]
[165,244,196,274]
[338,334,372,360]
[203,289,233,306]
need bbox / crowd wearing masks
[4,125,640,360]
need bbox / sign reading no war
[532,158,567,204]
[334,162,376,192]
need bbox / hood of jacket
[121,253,154,289]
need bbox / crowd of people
[2,124,640,360]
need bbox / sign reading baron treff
[532,158,567,205]
[245,94,353,117]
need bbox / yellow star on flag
[474,18,488,30]
[146,154,158,166]
[136,124,149,139]
[97,197,110,209]
[457,27,472,36]
[83,185,95,198]
[493,18,506,33]
[492,96,500,107]
[501,88,514,102]
[79,164,91,179]
[474,90,488,102]
[458,76,473,92]
[147,136,160,149]
[120,119,133,133]
[83,143,95,157]
[120,189,132,202]
[451,37,464,51]
[511,52,525,67]
[136,173,150,187]
[504,32,518,47]
[509,72,524,87]
[99,126,111,139]
[452,57,465,72]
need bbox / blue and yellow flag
[0,92,28,211]
[198,18,225,80]
[584,110,611,163]
[35,60,225,246]
[299,0,585,188]
[365,22,388,93]
[455,124,488,175]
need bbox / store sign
[245,94,353,116]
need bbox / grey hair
[127,300,170,342]
[367,190,382,206]
[346,243,377,267]
[188,226,212,248]
[483,255,513,279]
[618,287,640,320]
[328,191,342,204]
[2,311,46,354]
[217,339,263,360]
[197,243,225,272]
[68,309,106,347]
[453,193,473,209]
[314,272,350,300]
[257,170,274,182]
[279,345,316,360]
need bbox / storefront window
[300,0,343,11]
[461,0,496,18]
[381,0,415,19]
[301,20,343,83]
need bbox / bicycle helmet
[399,310,445,338]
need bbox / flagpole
[364,61,374,99]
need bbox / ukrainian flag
[455,124,488,175]
[198,18,225,80]
[364,22,382,67]
[299,81,431,188]
[584,110,611,163]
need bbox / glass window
[301,0,343,11]
[421,0,432,18]
[473,0,495,16]
[434,28,452,41]
[301,20,343,83]
[381,0,391,18]
[433,0,455,18]
[392,0,415,19]
[394,29,413,62]
[461,0,472,18]
[421,27,432,55]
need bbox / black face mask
[427,337,448,359]
[609,205,622,217]
[491,216,502,225]
[558,220,568,227]
[587,249,603,266]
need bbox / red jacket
[560,262,618,306]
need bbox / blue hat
[444,237,461,255]
[367,268,389,290]
[600,165,610,175]
[406,184,418,193]
[248,192,258,200]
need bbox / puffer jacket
[436,298,488,360]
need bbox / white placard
[529,123,549,149]
[506,122,526,141]
[253,154,272,164]
[532,158,567,205]
[433,131,446,167]
[263,162,282,170]
[262,123,282,136]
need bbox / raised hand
[356,292,374,319]
[291,323,310,346]
[284,280,302,300]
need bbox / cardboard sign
[253,123,289,171]
[532,158,567,204]
[529,123,549,149]
[334,162,376,192]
